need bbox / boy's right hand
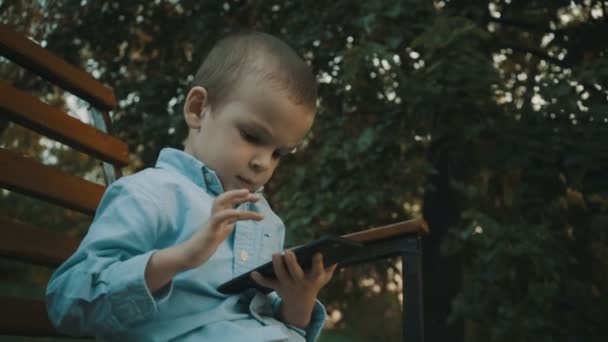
[180,189,263,269]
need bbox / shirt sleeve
[270,294,327,342]
[45,179,172,336]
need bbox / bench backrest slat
[0,24,116,111]
[0,148,105,216]
[0,217,80,267]
[0,25,125,337]
[0,297,63,337]
[0,81,129,166]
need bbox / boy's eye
[272,150,287,159]
[240,130,262,144]
[273,147,297,159]
[272,150,287,160]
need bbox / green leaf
[356,127,375,152]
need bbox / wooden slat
[0,81,129,166]
[0,148,104,216]
[0,217,80,267]
[0,297,63,336]
[0,24,116,111]
[343,218,429,243]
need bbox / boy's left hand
[251,251,337,329]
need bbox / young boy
[46,31,336,341]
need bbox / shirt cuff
[147,254,174,305]
[102,250,172,330]
[151,281,173,304]
[271,296,327,341]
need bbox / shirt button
[239,250,249,262]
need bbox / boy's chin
[225,183,255,193]
[226,186,251,192]
[229,184,264,194]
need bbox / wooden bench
[0,23,127,337]
[0,24,428,341]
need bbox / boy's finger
[231,193,260,208]
[211,209,263,229]
[226,195,260,213]
[217,189,249,202]
[217,209,264,222]
[325,263,338,280]
[251,271,278,290]
[284,251,305,280]
[310,253,324,278]
[214,189,253,209]
[272,253,291,283]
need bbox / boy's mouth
[236,175,254,187]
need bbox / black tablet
[217,236,364,294]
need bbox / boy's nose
[249,154,271,172]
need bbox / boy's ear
[183,86,210,130]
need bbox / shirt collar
[155,148,224,196]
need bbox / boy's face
[183,76,315,192]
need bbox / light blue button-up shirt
[46,148,326,341]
